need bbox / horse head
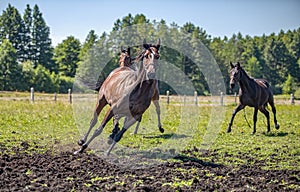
[141,39,160,80]
[119,47,132,67]
[229,61,243,89]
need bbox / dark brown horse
[227,62,280,134]
[118,48,162,135]
[75,40,163,155]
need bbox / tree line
[1,4,300,95]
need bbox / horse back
[99,67,138,104]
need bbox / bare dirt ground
[1,146,299,191]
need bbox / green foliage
[294,87,300,99]
[53,36,81,77]
[58,76,74,93]
[32,5,55,72]
[0,39,20,90]
[33,65,58,93]
[282,74,296,94]
[0,4,26,62]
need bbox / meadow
[0,92,299,170]
[0,92,299,191]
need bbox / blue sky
[1,0,299,46]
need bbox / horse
[227,62,280,134]
[76,47,133,147]
[74,39,163,155]
[118,48,162,135]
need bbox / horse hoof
[78,139,85,146]
[73,149,82,155]
[107,137,113,145]
[227,129,231,133]
[159,127,164,133]
[275,124,280,129]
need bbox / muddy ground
[0,146,299,191]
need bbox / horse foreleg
[153,100,164,133]
[74,108,113,154]
[106,116,137,156]
[78,98,107,146]
[259,106,270,132]
[252,107,258,134]
[227,104,244,133]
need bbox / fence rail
[0,89,298,105]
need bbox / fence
[29,87,72,103]
[0,89,297,106]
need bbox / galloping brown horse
[75,40,163,155]
[227,62,280,134]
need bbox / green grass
[0,93,299,170]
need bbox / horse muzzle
[147,72,156,79]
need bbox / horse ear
[143,39,150,49]
[230,61,234,69]
[156,38,161,50]
[121,46,124,53]
[237,62,241,69]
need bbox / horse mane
[240,67,270,88]
[240,67,252,80]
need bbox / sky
[1,0,299,46]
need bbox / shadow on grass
[263,132,288,137]
[173,154,221,168]
[142,133,190,139]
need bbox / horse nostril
[148,72,156,79]
[230,84,235,89]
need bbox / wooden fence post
[220,92,224,106]
[290,93,295,105]
[183,95,186,105]
[194,91,198,106]
[30,87,34,103]
[54,92,57,102]
[68,89,72,104]
[166,90,170,105]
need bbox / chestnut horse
[75,40,163,155]
[227,62,280,134]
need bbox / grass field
[0,92,299,171]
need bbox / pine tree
[32,5,55,72]
[22,4,33,62]
[79,30,98,61]
[0,4,26,62]
[0,39,20,90]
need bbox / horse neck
[132,61,155,96]
[238,69,253,92]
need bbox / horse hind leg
[133,116,142,135]
[269,99,279,129]
[107,114,121,144]
[259,106,270,132]
[153,99,164,133]
[78,98,107,146]
[106,116,137,156]
[74,108,114,154]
